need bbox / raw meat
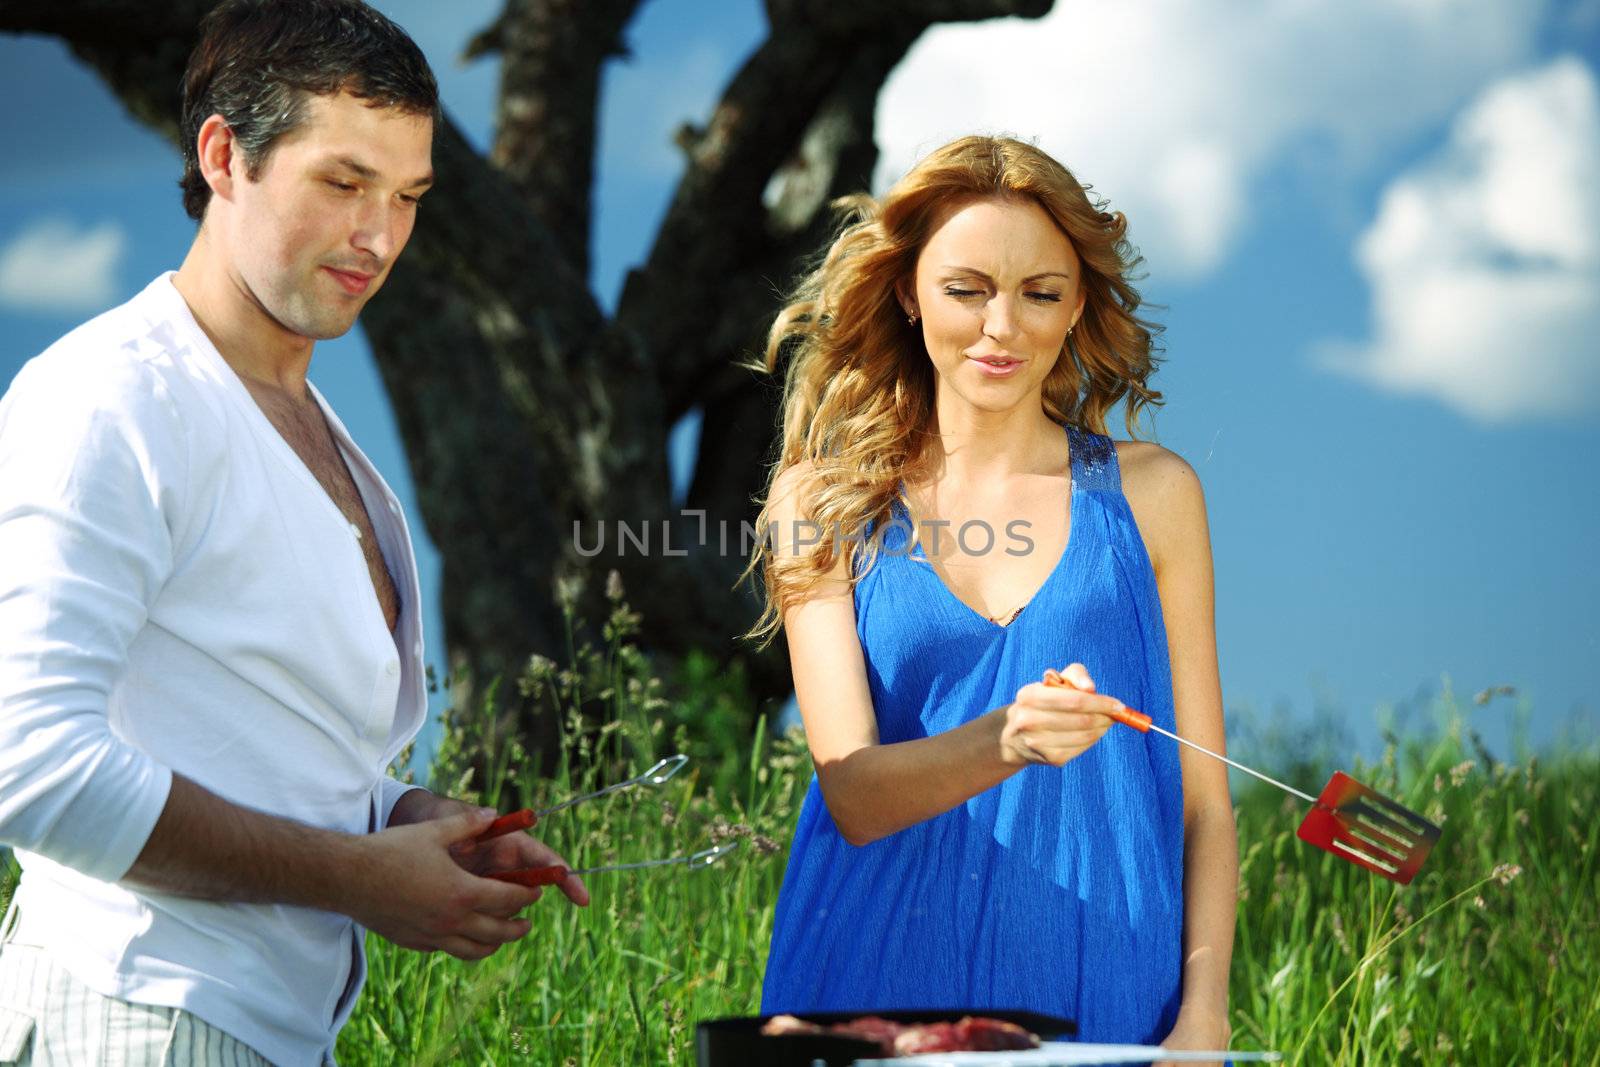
[759,1013,1040,1055]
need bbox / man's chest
[243,387,402,632]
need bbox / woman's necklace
[989,603,1026,626]
[909,486,1032,627]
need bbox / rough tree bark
[0,0,1054,756]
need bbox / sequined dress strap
[1066,424,1122,493]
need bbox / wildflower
[554,573,583,612]
[606,569,625,602]
[1473,684,1517,705]
[1474,895,1487,910]
[603,603,643,641]
[518,654,558,697]
[1449,759,1475,787]
[1492,862,1523,886]
[1330,912,1351,956]
[752,834,780,856]
[663,1000,686,1064]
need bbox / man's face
[224,90,433,341]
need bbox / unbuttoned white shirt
[0,273,427,1066]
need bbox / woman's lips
[968,355,1024,378]
[323,267,373,295]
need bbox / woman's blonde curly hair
[740,135,1164,647]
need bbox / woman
[746,135,1238,1057]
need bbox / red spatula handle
[1042,669,1152,733]
[490,865,571,888]
[477,808,538,841]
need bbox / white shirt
[0,273,427,1066]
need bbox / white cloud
[1317,58,1600,423]
[875,0,1546,278]
[0,218,127,315]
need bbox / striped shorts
[0,899,273,1067]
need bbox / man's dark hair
[179,0,440,221]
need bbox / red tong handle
[477,811,570,888]
[477,808,537,841]
[1041,669,1152,733]
[491,865,571,888]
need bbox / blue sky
[2,0,1597,773]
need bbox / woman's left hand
[1153,1005,1231,1067]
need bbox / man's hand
[122,777,587,963]
[348,805,580,961]
[402,791,590,908]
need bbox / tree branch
[675,38,903,579]
[0,0,212,40]
[766,0,1051,30]
[0,0,218,137]
[615,0,1053,420]
[472,0,643,279]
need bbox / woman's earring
[907,311,919,325]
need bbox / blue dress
[761,425,1187,1044]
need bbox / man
[0,2,585,1063]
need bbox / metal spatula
[1042,670,1441,884]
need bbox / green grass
[1228,723,1599,1063]
[329,722,1598,1064]
[2,588,1595,1065]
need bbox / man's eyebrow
[326,157,434,190]
[941,266,1074,282]
[328,156,380,181]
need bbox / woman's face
[902,195,1084,414]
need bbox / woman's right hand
[998,662,1123,767]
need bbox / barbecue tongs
[473,754,738,887]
